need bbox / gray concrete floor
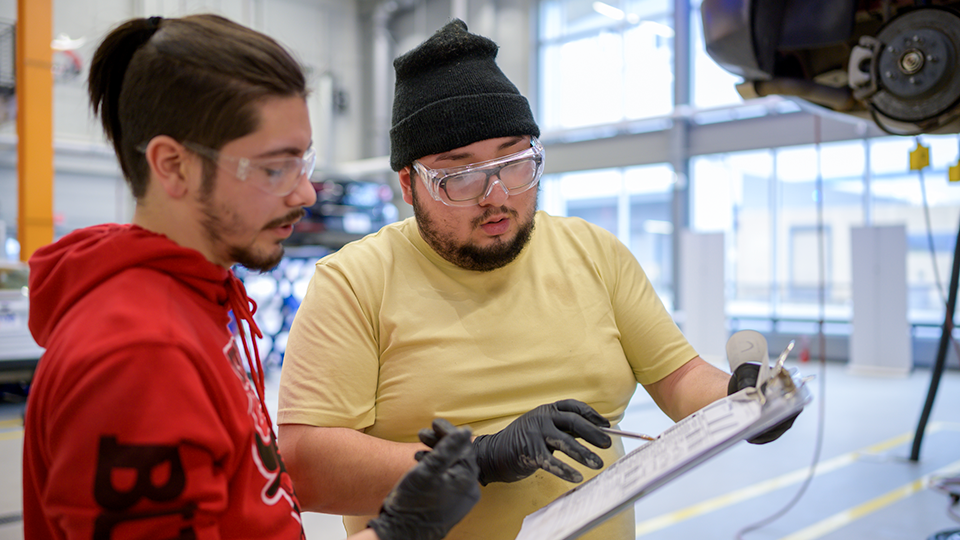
[1,359,958,540]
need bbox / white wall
[387,0,535,107]
[47,0,365,154]
[2,0,366,243]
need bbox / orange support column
[16,0,53,261]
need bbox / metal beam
[539,107,884,175]
[16,0,53,261]
[672,0,692,311]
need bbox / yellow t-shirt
[279,212,697,540]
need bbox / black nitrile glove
[367,419,480,540]
[458,399,612,485]
[728,363,800,444]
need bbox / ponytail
[87,17,162,162]
[87,14,306,199]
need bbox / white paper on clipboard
[515,368,811,540]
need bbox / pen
[599,426,657,441]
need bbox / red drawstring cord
[226,273,274,435]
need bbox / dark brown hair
[88,14,307,198]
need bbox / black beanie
[389,19,540,172]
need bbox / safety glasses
[412,137,544,207]
[182,141,317,197]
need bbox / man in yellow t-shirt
[277,19,797,540]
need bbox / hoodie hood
[28,223,230,347]
[28,223,273,429]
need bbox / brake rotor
[871,8,960,123]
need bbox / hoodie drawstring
[226,273,274,435]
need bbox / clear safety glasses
[182,141,317,197]
[412,137,545,207]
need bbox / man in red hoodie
[23,14,479,540]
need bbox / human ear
[398,167,414,205]
[143,135,193,199]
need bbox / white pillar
[680,231,726,363]
[849,225,912,377]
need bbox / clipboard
[515,364,812,540]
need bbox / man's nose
[478,177,509,206]
[287,173,318,207]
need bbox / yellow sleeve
[604,228,698,385]
[278,257,381,429]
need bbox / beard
[226,214,297,273]
[411,181,536,272]
[200,195,303,273]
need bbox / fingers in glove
[539,424,606,470]
[418,417,459,449]
[553,399,611,428]
[416,424,475,475]
[728,363,760,395]
[547,405,612,450]
[370,419,480,540]
[747,410,800,444]
[418,429,440,448]
[535,452,585,483]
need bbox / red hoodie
[23,224,304,540]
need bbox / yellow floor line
[0,419,23,429]
[777,458,960,540]
[931,420,960,432]
[635,429,922,537]
[0,430,23,441]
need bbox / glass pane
[726,151,774,310]
[625,164,675,303]
[545,35,627,128]
[820,140,865,179]
[870,135,960,325]
[776,146,818,183]
[556,169,621,235]
[538,0,674,130]
[541,164,675,306]
[775,143,863,323]
[870,137,913,175]
[691,4,743,109]
[624,13,674,119]
[692,142,866,327]
[691,155,736,232]
[691,151,774,319]
[540,0,626,40]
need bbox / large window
[691,141,867,325]
[869,135,960,324]
[536,0,960,337]
[690,136,960,328]
[538,0,674,131]
[689,0,743,110]
[541,163,676,305]
[691,150,775,316]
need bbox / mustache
[472,206,516,228]
[264,208,306,230]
